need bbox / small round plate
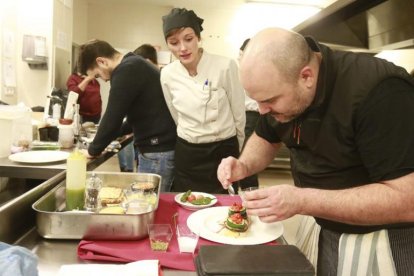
[174,192,218,211]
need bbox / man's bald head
[240,28,311,85]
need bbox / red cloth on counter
[77,193,278,271]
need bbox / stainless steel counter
[0,135,133,179]
[17,226,287,275]
[16,228,196,276]
[0,135,134,243]
[0,156,66,179]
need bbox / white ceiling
[87,0,338,9]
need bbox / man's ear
[300,66,314,88]
[96,57,106,66]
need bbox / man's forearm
[297,172,414,225]
[239,133,280,176]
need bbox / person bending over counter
[218,27,414,275]
[78,39,177,192]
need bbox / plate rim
[8,150,70,164]
[174,192,217,210]
[187,206,284,245]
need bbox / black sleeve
[88,58,148,156]
[255,114,283,144]
[355,77,414,182]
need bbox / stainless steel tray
[32,172,161,240]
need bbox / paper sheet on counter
[58,260,159,276]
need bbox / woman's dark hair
[240,38,250,51]
[133,44,158,65]
[72,62,79,74]
[78,39,118,75]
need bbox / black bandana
[162,8,204,39]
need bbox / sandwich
[99,187,124,207]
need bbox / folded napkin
[78,194,236,271]
[58,260,160,276]
[78,194,279,271]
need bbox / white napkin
[58,260,159,276]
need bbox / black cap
[162,8,204,39]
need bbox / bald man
[217,28,414,275]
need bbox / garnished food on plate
[180,190,214,205]
[228,202,247,219]
[225,213,249,232]
[224,203,250,233]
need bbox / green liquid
[66,188,85,210]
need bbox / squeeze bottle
[66,149,86,210]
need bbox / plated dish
[187,206,283,245]
[8,150,70,164]
[174,192,217,211]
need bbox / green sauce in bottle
[65,149,86,210]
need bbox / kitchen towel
[0,242,38,276]
[337,229,397,276]
[78,193,261,271]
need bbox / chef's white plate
[9,150,70,164]
[187,206,283,245]
[174,192,217,211]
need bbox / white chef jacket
[161,50,245,149]
[245,94,259,112]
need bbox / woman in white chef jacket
[160,8,245,194]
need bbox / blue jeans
[138,150,175,192]
[117,142,135,172]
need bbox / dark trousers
[173,136,239,194]
[81,115,101,124]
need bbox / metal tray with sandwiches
[32,171,161,240]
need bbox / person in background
[117,43,161,173]
[66,63,102,124]
[238,38,259,189]
[133,44,158,68]
[217,27,414,275]
[161,8,245,194]
[78,39,177,192]
[129,43,161,164]
[118,44,163,173]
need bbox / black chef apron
[173,136,239,194]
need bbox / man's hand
[217,156,248,189]
[243,185,301,223]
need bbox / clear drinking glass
[239,187,259,202]
[176,224,199,254]
[147,224,173,252]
